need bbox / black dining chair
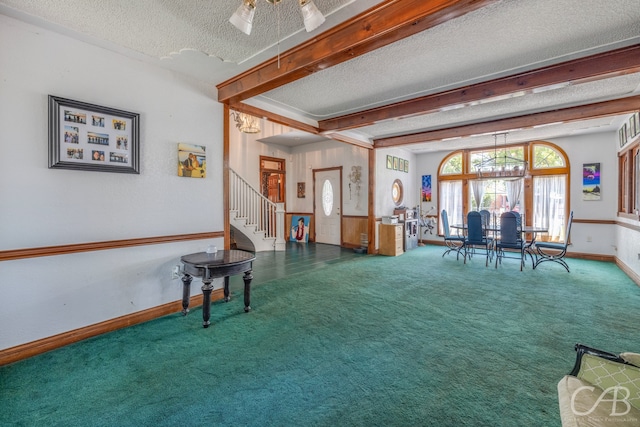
[441,209,465,260]
[533,211,574,272]
[495,211,525,270]
[464,211,493,266]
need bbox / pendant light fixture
[231,111,261,134]
[474,133,528,180]
[230,0,326,35]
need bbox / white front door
[314,169,341,245]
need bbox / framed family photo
[178,143,206,178]
[48,95,140,174]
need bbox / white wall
[552,132,618,256]
[228,120,293,195]
[229,125,369,217]
[0,15,224,350]
[615,218,640,275]
[290,141,369,216]
[375,148,418,217]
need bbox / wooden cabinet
[379,224,404,256]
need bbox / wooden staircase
[230,169,286,252]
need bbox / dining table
[450,223,548,266]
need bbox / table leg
[181,274,193,315]
[243,270,253,312]
[201,280,214,328]
[223,276,230,302]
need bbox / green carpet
[2,245,639,426]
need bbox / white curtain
[470,180,485,211]
[506,179,523,212]
[533,175,566,242]
[439,180,463,234]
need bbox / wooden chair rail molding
[0,232,224,262]
[572,218,640,233]
[572,219,617,225]
[0,291,218,367]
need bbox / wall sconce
[349,165,362,209]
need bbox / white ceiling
[2,0,639,153]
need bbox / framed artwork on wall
[422,175,432,202]
[178,143,206,178]
[393,157,399,170]
[582,163,601,201]
[386,155,393,169]
[48,95,140,174]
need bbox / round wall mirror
[392,179,403,206]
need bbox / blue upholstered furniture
[495,211,525,270]
[463,211,493,266]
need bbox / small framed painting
[386,155,393,169]
[422,175,432,202]
[290,215,309,242]
[582,163,601,201]
[178,143,206,178]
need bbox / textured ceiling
[2,0,639,153]
[259,0,640,119]
[0,0,357,61]
[358,73,640,139]
[0,0,377,85]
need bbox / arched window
[441,152,463,175]
[532,144,565,169]
[437,141,570,242]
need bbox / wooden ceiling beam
[217,0,497,105]
[373,95,640,148]
[320,44,640,132]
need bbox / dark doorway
[260,156,286,204]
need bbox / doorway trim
[259,155,286,206]
[313,166,343,246]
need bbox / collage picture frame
[48,95,140,174]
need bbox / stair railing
[230,168,285,250]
